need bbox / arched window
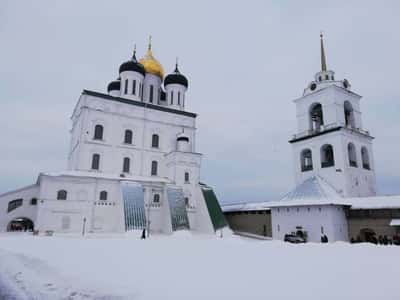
[149,85,154,103]
[57,190,67,200]
[151,161,158,176]
[318,76,322,81]
[184,172,190,183]
[184,197,189,207]
[132,80,136,95]
[94,124,103,140]
[152,134,159,148]
[91,153,100,170]
[309,103,324,131]
[99,191,108,201]
[361,147,370,170]
[153,194,160,203]
[124,130,133,144]
[170,91,174,105]
[321,144,335,168]
[344,101,355,128]
[123,157,130,173]
[178,92,181,105]
[300,149,313,172]
[348,143,357,167]
[7,199,23,213]
[30,198,37,205]
[124,79,128,94]
[325,74,329,80]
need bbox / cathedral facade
[0,42,226,235]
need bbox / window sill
[301,166,313,172]
[321,163,335,168]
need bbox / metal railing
[292,123,370,140]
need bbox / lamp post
[82,217,86,236]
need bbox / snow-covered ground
[0,232,399,300]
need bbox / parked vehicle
[284,233,306,243]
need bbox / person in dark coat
[323,234,328,243]
[141,228,146,239]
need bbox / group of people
[350,234,400,245]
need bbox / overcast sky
[1,1,399,204]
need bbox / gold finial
[148,35,152,50]
[320,31,327,72]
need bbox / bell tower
[289,34,376,197]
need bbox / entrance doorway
[359,228,376,243]
[7,218,34,232]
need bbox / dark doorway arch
[7,218,34,232]
[359,228,376,243]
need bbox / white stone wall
[0,185,39,232]
[36,175,125,234]
[143,73,162,104]
[165,83,187,110]
[294,86,363,133]
[271,205,349,242]
[292,130,376,197]
[165,151,201,206]
[120,70,144,101]
[68,93,197,178]
[292,83,376,197]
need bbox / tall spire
[320,32,327,72]
[175,57,179,73]
[132,44,137,61]
[148,35,152,51]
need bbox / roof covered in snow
[277,176,343,204]
[39,170,173,184]
[390,219,400,226]
[222,176,400,212]
[346,196,400,210]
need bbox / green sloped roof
[201,185,227,231]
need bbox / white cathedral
[0,41,226,235]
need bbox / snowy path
[0,233,400,300]
[0,248,125,299]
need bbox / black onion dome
[107,79,121,92]
[164,64,189,88]
[177,136,189,142]
[119,52,145,76]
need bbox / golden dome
[139,47,164,79]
